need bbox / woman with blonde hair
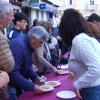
[37,21,53,33]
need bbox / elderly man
[0,1,15,99]
[9,26,49,96]
[0,2,14,73]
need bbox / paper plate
[58,70,69,75]
[56,90,76,99]
[39,85,54,92]
[45,81,61,87]
[57,64,69,69]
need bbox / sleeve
[28,65,39,82]
[10,71,34,91]
[10,42,35,91]
[34,45,54,70]
[72,37,100,89]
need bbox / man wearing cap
[9,26,49,96]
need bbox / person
[28,19,39,33]
[38,21,60,66]
[88,22,100,40]
[87,13,100,30]
[7,12,28,100]
[8,12,28,40]
[32,21,60,75]
[0,2,14,73]
[32,19,38,27]
[0,1,15,99]
[59,8,100,100]
[87,13,100,42]
[9,26,49,96]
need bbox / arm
[10,71,34,91]
[72,36,100,89]
[34,45,57,72]
[10,42,35,91]
[28,65,39,82]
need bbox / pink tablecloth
[18,73,80,100]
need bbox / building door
[48,12,53,20]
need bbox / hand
[55,69,64,75]
[34,85,44,94]
[75,89,82,100]
[67,71,75,80]
[39,76,47,83]
[35,76,47,85]
[32,65,38,72]
[52,67,58,73]
[0,71,9,89]
[0,88,9,100]
[54,69,63,75]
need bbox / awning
[22,0,58,14]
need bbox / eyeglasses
[20,20,27,23]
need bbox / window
[70,0,72,5]
[90,0,94,5]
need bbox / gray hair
[28,26,49,41]
[0,2,13,16]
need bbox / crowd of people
[1,1,100,100]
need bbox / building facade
[1,0,59,35]
[58,0,100,18]
[20,0,59,27]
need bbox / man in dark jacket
[8,12,28,40]
[9,26,49,96]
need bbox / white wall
[0,0,9,2]
[74,0,88,9]
[44,11,48,21]
[31,9,37,26]
[31,8,49,25]
[76,0,100,17]
[59,0,100,18]
[38,10,41,20]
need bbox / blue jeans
[80,85,100,100]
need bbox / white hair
[28,26,49,41]
[0,2,13,16]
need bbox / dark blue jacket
[8,28,23,40]
[9,36,38,91]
